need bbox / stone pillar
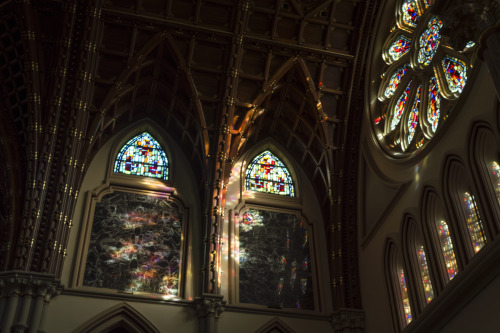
[331,309,365,333]
[195,293,226,333]
[0,271,62,333]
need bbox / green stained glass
[245,150,295,196]
[114,132,169,180]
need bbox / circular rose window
[371,0,475,157]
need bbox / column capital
[194,293,226,319]
[0,271,62,300]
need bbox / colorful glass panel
[442,56,467,95]
[463,192,486,253]
[390,82,412,131]
[417,17,442,66]
[427,75,441,133]
[245,150,295,196]
[239,209,313,309]
[416,245,434,303]
[114,132,169,180]
[83,191,183,295]
[407,85,421,146]
[398,267,412,324]
[384,65,410,99]
[436,220,458,280]
[489,161,500,207]
[388,35,411,63]
[401,0,420,28]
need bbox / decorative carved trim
[194,293,226,319]
[0,271,62,299]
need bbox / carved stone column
[0,271,62,333]
[195,293,226,333]
[331,309,365,333]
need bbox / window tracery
[372,0,475,156]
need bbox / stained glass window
[245,150,295,196]
[390,82,412,131]
[374,2,473,156]
[436,220,458,280]
[463,192,486,253]
[489,161,500,207]
[398,267,412,325]
[384,65,410,99]
[417,17,442,66]
[427,75,441,133]
[83,191,183,296]
[416,244,434,303]
[388,35,411,63]
[442,56,467,95]
[238,209,313,309]
[401,0,420,28]
[114,132,169,180]
[407,85,421,146]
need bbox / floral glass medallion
[371,0,474,157]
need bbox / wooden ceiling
[0,0,376,304]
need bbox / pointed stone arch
[254,317,296,333]
[73,302,160,333]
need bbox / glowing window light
[402,0,420,28]
[442,56,467,95]
[388,35,412,63]
[398,267,412,325]
[427,75,441,133]
[114,132,169,180]
[489,161,500,207]
[416,244,434,303]
[417,17,442,66]
[245,150,295,196]
[463,192,486,253]
[407,85,421,146]
[436,220,458,280]
[390,82,412,131]
[384,65,410,99]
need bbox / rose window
[372,0,475,156]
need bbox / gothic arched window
[114,132,169,180]
[435,219,458,280]
[398,266,412,325]
[372,0,474,156]
[488,161,500,207]
[416,244,434,303]
[245,150,295,196]
[462,192,486,253]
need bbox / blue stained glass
[427,75,441,133]
[416,245,434,303]
[388,35,412,63]
[402,0,420,28]
[407,85,421,145]
[384,65,410,99]
[114,132,169,180]
[390,82,412,131]
[442,56,467,95]
[245,150,295,196]
[417,17,442,66]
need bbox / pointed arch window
[416,244,433,303]
[463,192,486,253]
[488,161,500,207]
[245,150,295,197]
[398,267,412,325]
[436,220,458,280]
[114,132,169,180]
